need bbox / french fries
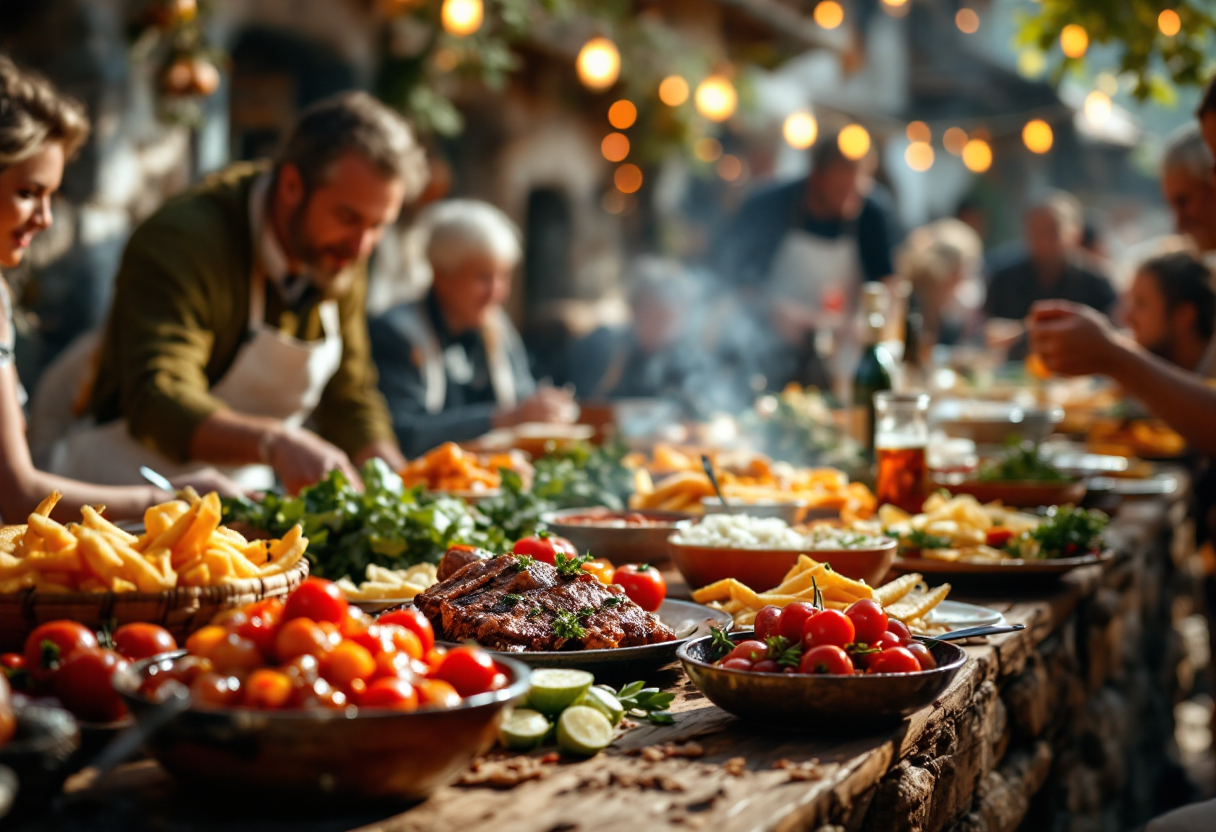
[0,491,307,593]
[629,455,877,522]
[336,563,438,601]
[691,554,951,635]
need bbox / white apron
[55,271,343,491]
[765,226,864,395]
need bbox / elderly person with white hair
[1161,124,1216,266]
[369,199,574,456]
[896,218,984,347]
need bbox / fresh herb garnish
[601,596,625,609]
[527,606,544,619]
[513,555,536,572]
[577,607,595,619]
[612,681,677,725]
[1027,505,1108,559]
[765,635,803,668]
[709,625,734,660]
[552,610,587,640]
[900,529,953,552]
[554,551,593,577]
[976,439,1068,483]
[500,593,524,608]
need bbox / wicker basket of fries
[0,490,309,650]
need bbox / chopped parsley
[601,596,625,609]
[897,529,952,552]
[500,593,524,608]
[554,551,593,577]
[513,555,536,572]
[526,606,544,619]
[552,610,587,640]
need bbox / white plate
[925,600,1006,629]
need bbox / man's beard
[286,199,354,296]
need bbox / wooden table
[15,495,1194,832]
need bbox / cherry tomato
[209,608,248,630]
[0,653,25,671]
[380,624,424,661]
[112,623,178,661]
[339,606,372,639]
[885,619,912,644]
[190,672,243,708]
[802,609,855,649]
[242,669,294,709]
[24,621,98,685]
[1,653,27,689]
[237,614,280,661]
[754,606,783,642]
[985,528,1015,548]
[905,642,937,671]
[719,658,753,671]
[377,608,435,653]
[275,618,336,662]
[777,602,818,644]
[512,533,578,566]
[799,645,854,676]
[360,677,419,711]
[281,654,320,685]
[582,558,616,585]
[321,642,377,690]
[612,564,667,612]
[424,646,447,672]
[417,678,461,708]
[283,578,349,625]
[752,659,781,673]
[210,633,264,675]
[51,647,129,723]
[722,640,769,665]
[433,646,497,697]
[845,599,889,646]
[185,625,229,660]
[869,646,922,675]
[874,631,904,653]
[289,676,347,709]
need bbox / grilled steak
[415,550,676,651]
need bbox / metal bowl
[931,399,1063,447]
[668,536,898,590]
[112,651,531,801]
[541,508,692,565]
[930,476,1088,509]
[677,631,967,730]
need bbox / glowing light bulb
[814,1,844,31]
[658,75,690,107]
[1083,91,1112,125]
[1158,10,1181,37]
[601,133,630,163]
[694,137,723,163]
[783,111,818,150]
[577,37,621,92]
[906,121,931,143]
[955,8,980,34]
[962,139,992,173]
[905,142,934,172]
[1060,24,1088,59]
[694,75,737,122]
[1018,50,1046,78]
[441,0,483,37]
[1022,119,1054,154]
[717,155,743,182]
[943,127,968,155]
[614,163,643,194]
[608,100,637,130]
[838,124,871,160]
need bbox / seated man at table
[1122,251,1214,377]
[985,191,1116,360]
[56,92,427,493]
[370,200,576,457]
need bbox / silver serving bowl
[540,507,692,565]
[677,631,967,730]
[931,399,1063,447]
[113,651,530,800]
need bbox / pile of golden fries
[853,493,1040,564]
[629,457,876,522]
[691,555,951,635]
[336,563,438,601]
[0,491,306,593]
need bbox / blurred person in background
[985,191,1116,359]
[896,218,984,347]
[562,257,706,403]
[370,200,575,458]
[55,92,424,495]
[1122,251,1214,377]
[1161,124,1216,267]
[0,54,233,521]
[719,132,898,390]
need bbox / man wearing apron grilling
[54,92,428,494]
[720,133,898,393]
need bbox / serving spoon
[917,623,1025,642]
[701,455,733,513]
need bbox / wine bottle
[853,286,895,459]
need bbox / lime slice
[576,685,625,726]
[525,668,595,716]
[498,708,551,751]
[556,706,615,757]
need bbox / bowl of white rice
[668,514,896,590]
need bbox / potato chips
[0,490,307,593]
[854,492,1040,564]
[336,563,438,601]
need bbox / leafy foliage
[1017,1,1216,101]
[976,439,1068,483]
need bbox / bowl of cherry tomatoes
[111,577,531,800]
[676,599,967,730]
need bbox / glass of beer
[874,392,929,513]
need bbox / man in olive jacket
[57,92,428,493]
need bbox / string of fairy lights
[432,0,1184,200]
